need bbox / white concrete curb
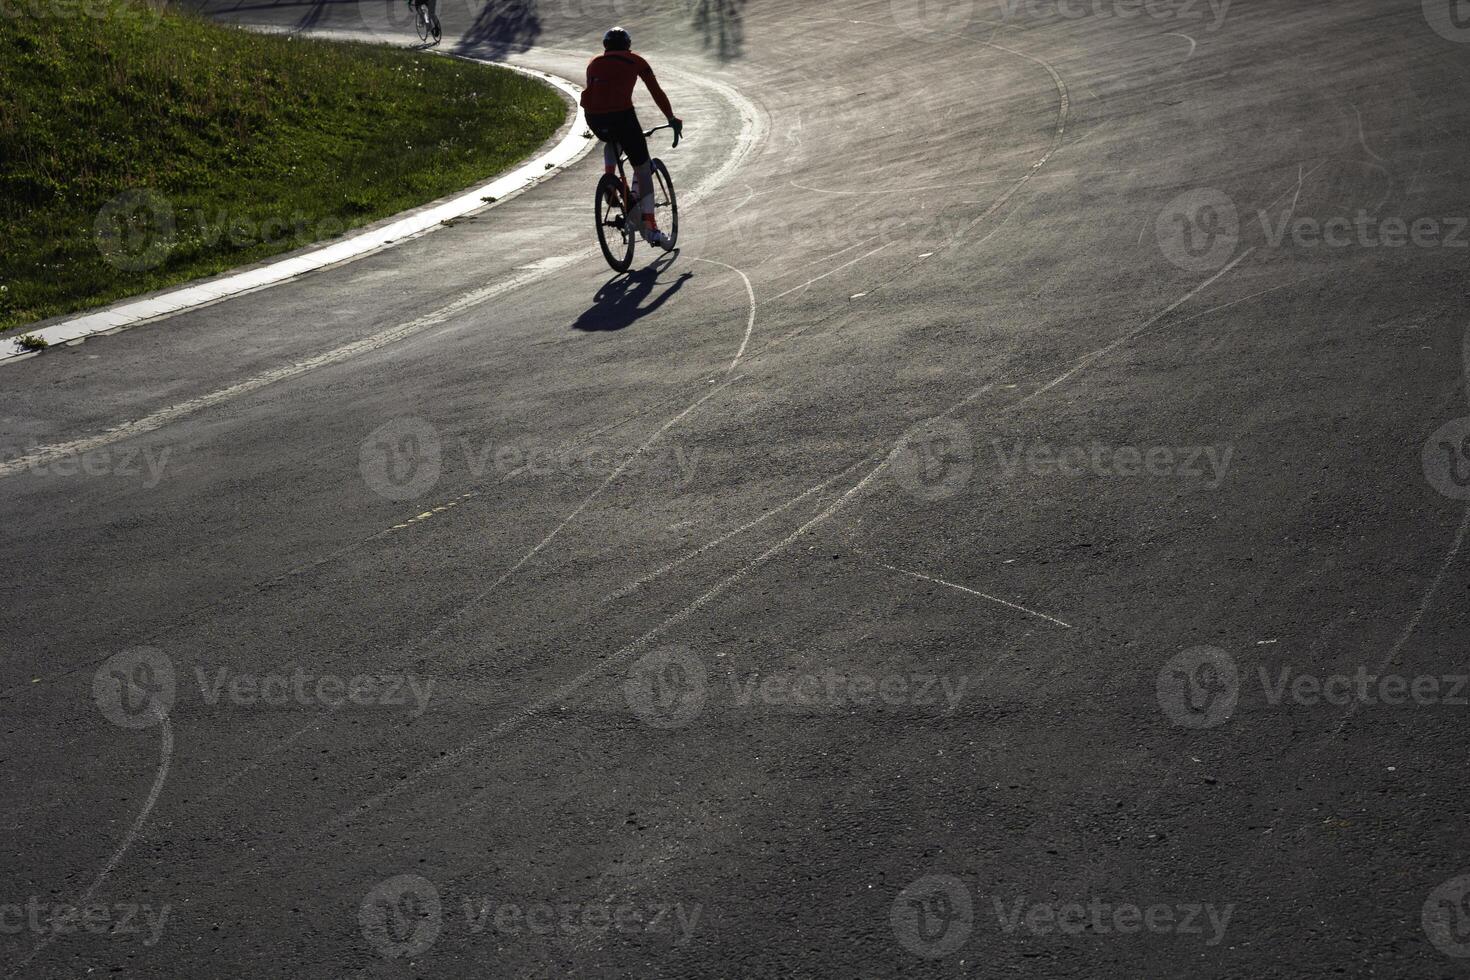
[2,61,590,365]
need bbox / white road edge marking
[0,264,559,479]
[1,62,593,364]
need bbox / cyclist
[582,27,683,250]
[405,0,440,43]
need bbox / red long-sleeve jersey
[580,51,674,119]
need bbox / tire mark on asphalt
[13,711,172,975]
[874,562,1074,629]
[691,258,756,377]
[397,377,741,657]
[599,457,871,607]
[0,264,561,481]
[333,448,895,829]
[183,222,1260,878]
[388,257,758,650]
[769,242,895,302]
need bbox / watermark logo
[95,189,175,273]
[96,648,434,718]
[1158,647,1470,723]
[892,418,974,502]
[358,419,704,501]
[992,440,1232,486]
[1424,0,1470,43]
[360,417,442,501]
[891,874,973,958]
[461,898,700,943]
[994,896,1232,945]
[1156,646,1239,729]
[194,666,435,716]
[93,647,175,729]
[1424,874,1470,957]
[1156,188,1239,272]
[892,875,1231,956]
[0,899,170,946]
[1422,417,1470,500]
[890,0,977,40]
[3,444,172,486]
[624,650,973,728]
[1160,187,1468,268]
[996,0,1231,29]
[358,875,700,958]
[624,645,707,729]
[360,874,442,960]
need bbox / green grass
[0,1,567,332]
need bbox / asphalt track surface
[5,0,1470,976]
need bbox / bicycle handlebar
[643,123,681,149]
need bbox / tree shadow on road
[572,255,691,332]
[689,0,746,61]
[451,0,541,60]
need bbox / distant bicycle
[408,0,440,44]
[595,124,680,273]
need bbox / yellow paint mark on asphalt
[389,492,481,533]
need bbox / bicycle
[594,125,680,274]
[409,0,441,44]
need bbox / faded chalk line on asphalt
[876,562,1073,629]
[15,712,172,974]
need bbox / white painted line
[691,258,756,377]
[770,241,895,302]
[2,62,593,364]
[0,263,560,478]
[877,562,1073,629]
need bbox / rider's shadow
[572,258,692,333]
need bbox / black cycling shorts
[586,108,650,167]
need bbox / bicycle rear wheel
[414,4,430,41]
[650,159,678,250]
[595,173,635,273]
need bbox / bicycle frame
[609,125,680,198]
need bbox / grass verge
[0,1,567,332]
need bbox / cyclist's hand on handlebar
[669,117,683,147]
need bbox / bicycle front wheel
[650,158,678,250]
[595,173,634,273]
[415,5,430,41]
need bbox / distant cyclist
[406,0,440,43]
[582,27,683,250]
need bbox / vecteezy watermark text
[3,444,171,487]
[1157,187,1469,271]
[993,897,1233,945]
[95,190,354,273]
[889,418,1234,502]
[359,417,702,502]
[992,440,1232,487]
[890,874,1232,958]
[93,647,435,727]
[996,0,1231,29]
[359,875,699,959]
[622,645,974,729]
[1157,646,1470,728]
[0,899,169,946]
[194,666,434,716]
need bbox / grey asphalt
[5,0,1470,976]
